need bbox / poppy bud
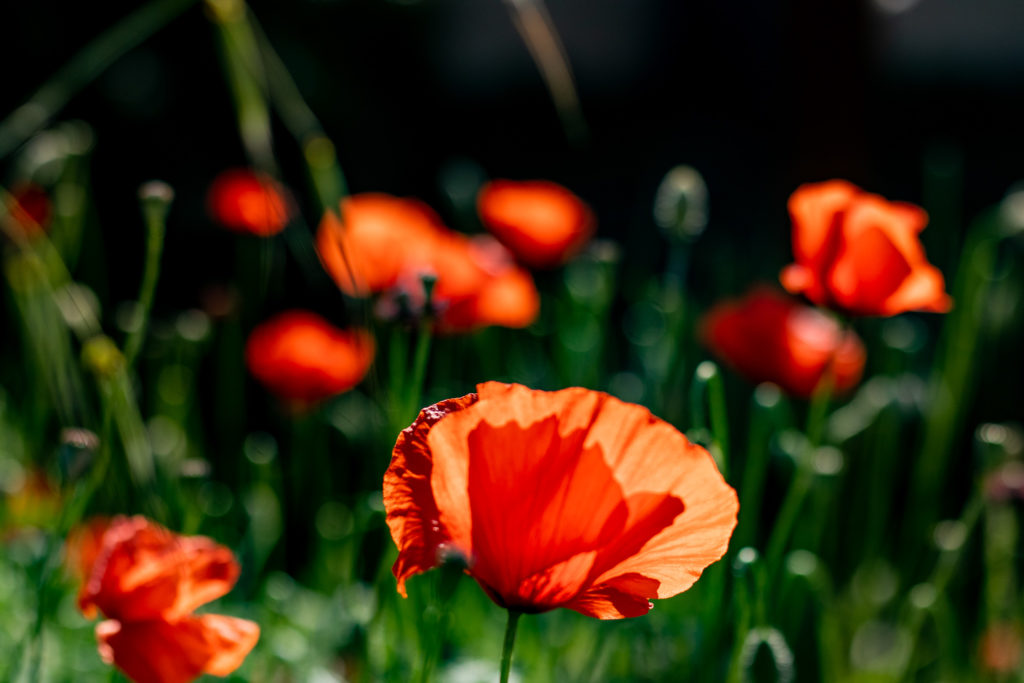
[653,165,708,243]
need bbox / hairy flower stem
[499,610,522,683]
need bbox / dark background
[4,0,1024,317]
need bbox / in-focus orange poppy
[477,179,595,268]
[384,382,738,618]
[701,287,865,398]
[780,180,951,316]
[316,194,539,331]
[69,516,259,683]
[245,310,374,406]
[207,168,291,236]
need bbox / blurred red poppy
[69,516,259,683]
[477,179,594,268]
[207,169,291,236]
[245,310,374,405]
[700,287,866,398]
[780,180,951,316]
[3,183,51,239]
[316,194,539,331]
[384,382,738,618]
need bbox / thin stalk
[735,384,781,549]
[894,495,983,681]
[403,323,433,426]
[246,15,349,209]
[706,365,730,479]
[502,0,587,146]
[19,406,113,683]
[764,370,833,580]
[123,182,173,369]
[908,212,1000,541]
[500,610,523,683]
[0,0,198,159]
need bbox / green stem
[735,384,781,549]
[691,361,729,478]
[764,370,833,580]
[908,213,1000,543]
[500,610,522,683]
[0,0,198,159]
[124,182,172,369]
[404,323,433,425]
[894,495,983,680]
[245,16,348,210]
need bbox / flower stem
[124,182,172,370]
[764,369,833,581]
[499,609,522,683]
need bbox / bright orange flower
[780,180,951,316]
[477,179,595,268]
[384,382,738,618]
[245,310,374,405]
[700,287,865,398]
[316,194,539,331]
[70,516,259,683]
[317,193,443,296]
[207,169,291,236]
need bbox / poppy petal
[244,311,375,406]
[207,169,291,236]
[782,180,950,316]
[700,287,865,397]
[477,180,595,268]
[392,382,737,617]
[385,393,481,595]
[786,180,859,301]
[79,516,241,623]
[96,615,259,683]
[564,573,661,619]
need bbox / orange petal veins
[387,382,737,618]
[96,615,259,683]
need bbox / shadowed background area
[3,0,1024,305]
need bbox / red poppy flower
[477,180,595,268]
[69,516,259,683]
[207,169,291,236]
[316,194,539,331]
[384,382,738,618]
[245,310,374,405]
[700,288,866,398]
[780,180,951,316]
